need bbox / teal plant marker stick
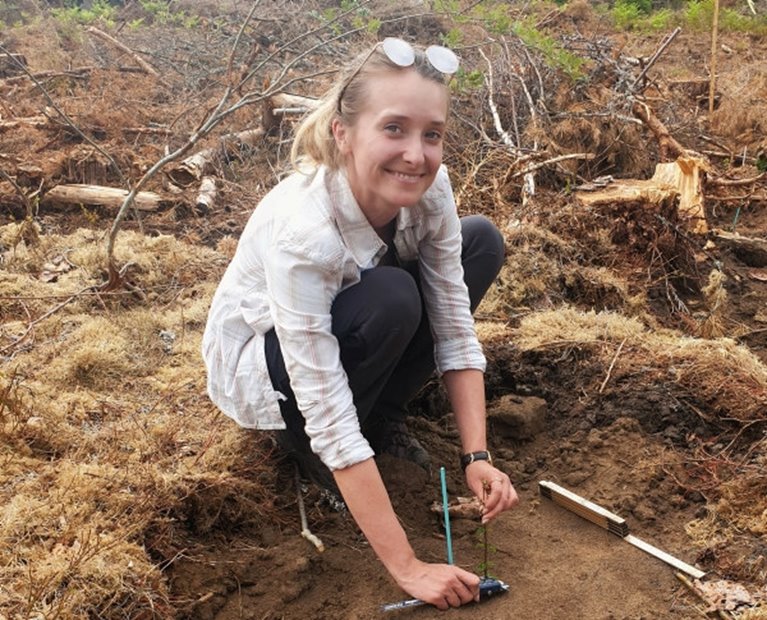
[440,466,454,565]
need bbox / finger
[444,589,462,608]
[481,477,507,519]
[452,576,477,605]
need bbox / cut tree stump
[575,155,709,234]
[43,184,162,211]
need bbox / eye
[425,129,443,142]
[384,124,402,134]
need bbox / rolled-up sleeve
[264,232,374,471]
[418,172,486,375]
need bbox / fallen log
[713,230,767,267]
[86,27,162,80]
[575,154,709,233]
[632,101,686,161]
[166,127,265,188]
[167,94,319,189]
[195,176,217,213]
[43,184,162,211]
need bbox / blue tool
[439,466,453,565]
[380,467,509,613]
[380,577,510,612]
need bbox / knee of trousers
[355,267,422,339]
[461,215,506,268]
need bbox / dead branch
[708,173,765,186]
[713,230,767,268]
[479,48,517,151]
[632,100,687,161]
[166,127,266,188]
[86,26,162,80]
[0,286,96,356]
[0,116,50,132]
[631,28,681,92]
[599,338,627,394]
[44,184,163,211]
[509,153,595,179]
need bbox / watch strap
[460,450,492,471]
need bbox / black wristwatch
[460,450,492,471]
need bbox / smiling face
[331,69,449,227]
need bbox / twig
[0,286,95,356]
[675,573,734,620]
[599,338,626,393]
[295,465,324,553]
[632,100,686,161]
[508,152,594,178]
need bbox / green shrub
[612,0,642,29]
[51,0,117,26]
[512,18,586,80]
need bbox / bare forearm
[333,458,416,577]
[333,457,481,607]
[443,368,487,453]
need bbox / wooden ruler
[539,480,705,580]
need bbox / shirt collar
[326,168,388,268]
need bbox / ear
[331,118,351,156]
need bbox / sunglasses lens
[382,37,416,67]
[425,45,460,75]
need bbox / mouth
[387,170,424,183]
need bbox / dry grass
[0,229,280,619]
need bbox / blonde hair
[290,43,449,171]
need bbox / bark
[195,176,217,213]
[0,116,49,132]
[632,101,687,161]
[166,127,265,187]
[43,184,162,211]
[714,230,767,267]
[86,27,162,80]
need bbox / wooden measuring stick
[539,480,705,580]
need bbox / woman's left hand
[464,461,519,523]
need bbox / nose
[402,136,425,166]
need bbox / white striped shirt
[201,164,485,470]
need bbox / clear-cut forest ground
[1,1,766,618]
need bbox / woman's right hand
[393,558,480,610]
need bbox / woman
[202,37,519,609]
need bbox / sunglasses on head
[337,37,460,113]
